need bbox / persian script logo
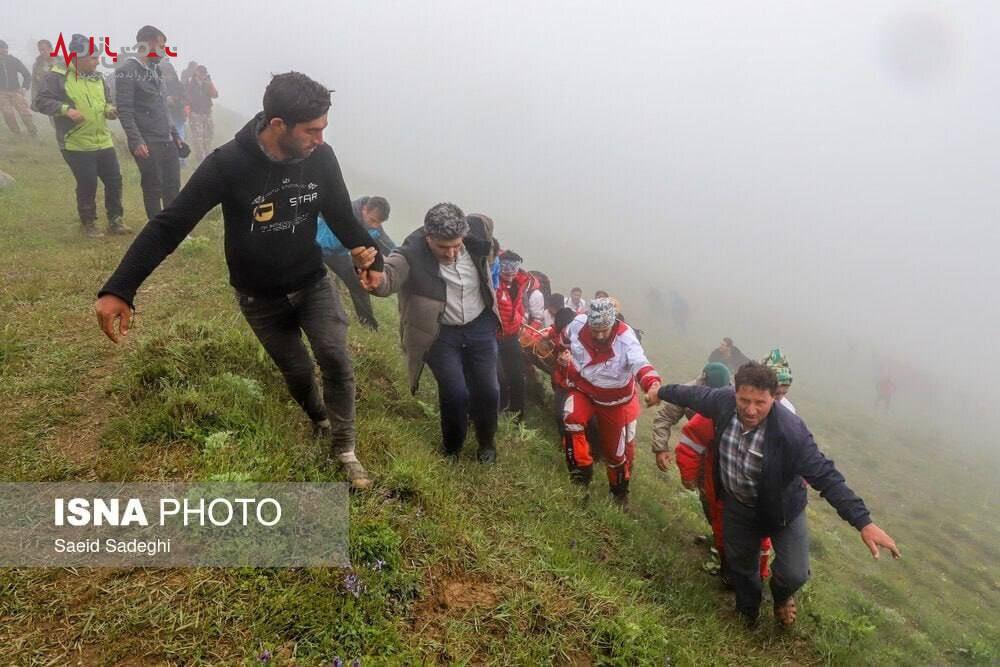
[49,32,180,70]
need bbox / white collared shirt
[438,246,485,326]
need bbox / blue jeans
[237,273,356,453]
[425,311,500,455]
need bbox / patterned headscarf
[587,297,617,330]
[762,348,793,385]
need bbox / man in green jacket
[34,34,129,238]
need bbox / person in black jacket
[651,362,900,627]
[115,25,183,219]
[707,337,752,375]
[95,72,384,490]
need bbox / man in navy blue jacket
[651,362,900,627]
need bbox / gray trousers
[723,497,811,618]
[237,273,356,453]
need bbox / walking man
[368,205,501,463]
[34,34,129,237]
[651,362,900,626]
[95,71,383,489]
[115,25,183,218]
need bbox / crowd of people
[2,24,904,630]
[2,28,218,237]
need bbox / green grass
[1,126,997,665]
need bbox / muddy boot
[477,446,497,464]
[81,221,104,238]
[335,449,372,491]
[108,216,132,235]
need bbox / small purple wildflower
[370,559,386,572]
[344,572,365,597]
[330,658,343,667]
[258,649,272,663]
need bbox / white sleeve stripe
[677,434,706,455]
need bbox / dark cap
[69,34,89,56]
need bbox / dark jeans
[497,335,525,419]
[61,148,123,224]
[325,253,378,329]
[425,311,500,455]
[723,497,811,618]
[133,140,180,219]
[237,273,356,453]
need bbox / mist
[6,0,998,447]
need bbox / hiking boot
[609,476,630,512]
[336,450,372,491]
[108,216,132,235]
[477,447,496,464]
[569,464,594,486]
[81,221,104,238]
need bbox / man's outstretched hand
[860,523,901,560]
[95,294,133,343]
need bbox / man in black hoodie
[95,72,384,490]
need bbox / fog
[6,0,998,445]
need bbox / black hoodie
[100,112,383,306]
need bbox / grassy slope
[0,129,996,665]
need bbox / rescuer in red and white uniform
[556,298,662,508]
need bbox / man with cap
[34,34,129,237]
[556,298,662,509]
[367,205,502,462]
[0,39,38,137]
[495,250,536,422]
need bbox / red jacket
[497,270,534,338]
[676,413,772,574]
[676,413,716,493]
